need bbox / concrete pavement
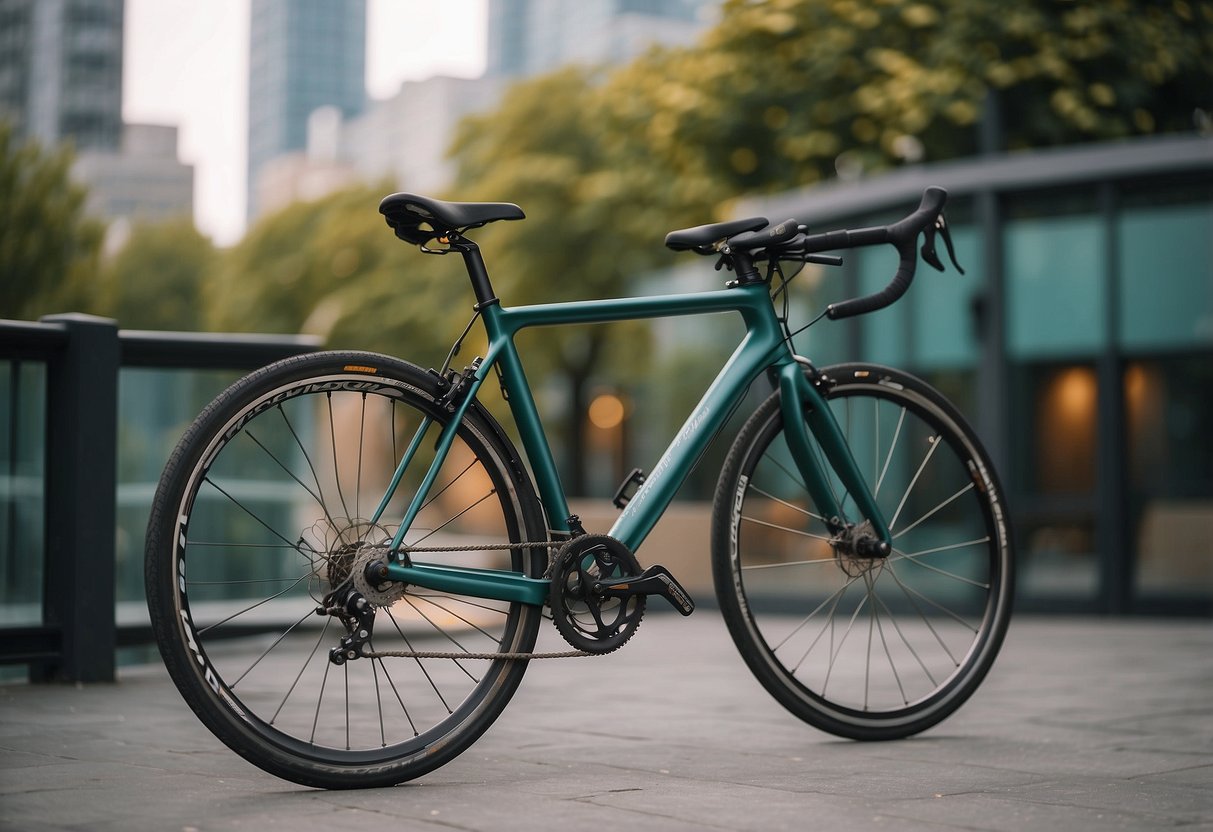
[1,614,1211,831]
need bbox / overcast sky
[122,0,488,245]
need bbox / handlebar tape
[824,187,948,321]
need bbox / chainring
[549,534,645,654]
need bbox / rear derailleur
[318,586,376,665]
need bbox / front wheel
[712,363,1013,740]
[145,351,547,788]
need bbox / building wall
[735,134,1213,614]
[0,0,124,151]
[72,123,193,227]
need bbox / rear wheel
[145,351,546,788]
[712,363,1013,740]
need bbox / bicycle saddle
[665,217,767,251]
[380,193,525,244]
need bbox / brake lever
[920,213,965,274]
[938,213,965,274]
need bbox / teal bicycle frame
[370,272,892,608]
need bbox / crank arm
[594,564,696,616]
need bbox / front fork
[775,360,892,556]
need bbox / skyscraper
[0,0,125,151]
[486,0,710,79]
[246,0,366,222]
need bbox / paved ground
[1,614,1210,831]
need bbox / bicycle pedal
[596,564,695,616]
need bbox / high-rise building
[0,0,125,151]
[486,0,711,79]
[246,0,367,222]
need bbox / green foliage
[449,70,665,490]
[621,0,1213,195]
[96,219,218,330]
[211,182,468,365]
[0,121,104,319]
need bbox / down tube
[609,335,785,553]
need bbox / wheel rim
[165,372,539,764]
[729,380,1010,727]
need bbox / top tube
[478,280,793,550]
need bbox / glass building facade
[744,134,1212,615]
[486,0,710,79]
[246,0,366,221]
[0,0,125,151]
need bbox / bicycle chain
[358,538,599,661]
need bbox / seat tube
[456,241,499,308]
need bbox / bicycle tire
[711,363,1013,740]
[145,351,547,788]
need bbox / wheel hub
[831,520,888,578]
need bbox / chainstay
[366,538,589,659]
[393,540,560,552]
[363,648,593,660]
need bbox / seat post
[456,241,499,308]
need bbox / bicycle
[145,185,1013,789]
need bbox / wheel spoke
[271,616,332,724]
[383,606,460,708]
[278,405,346,545]
[231,607,318,688]
[327,392,353,522]
[741,514,833,542]
[152,363,542,781]
[748,483,827,523]
[197,569,316,636]
[774,573,861,653]
[886,563,977,638]
[411,593,505,644]
[870,588,936,688]
[244,428,323,506]
[889,433,941,531]
[893,482,976,540]
[407,489,496,547]
[788,578,854,673]
[891,540,991,589]
[874,406,906,498]
[722,376,1010,732]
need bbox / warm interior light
[1036,365,1098,493]
[588,393,625,431]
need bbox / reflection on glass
[0,361,46,627]
[1013,362,1099,598]
[1125,357,1213,599]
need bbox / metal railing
[0,314,319,682]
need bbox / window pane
[1007,213,1106,358]
[1126,355,1213,600]
[1118,200,1213,350]
[911,223,981,369]
[0,361,46,627]
[1011,362,1100,600]
[115,368,243,622]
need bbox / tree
[96,219,218,330]
[209,182,469,367]
[449,69,659,494]
[611,0,1213,195]
[0,121,104,319]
